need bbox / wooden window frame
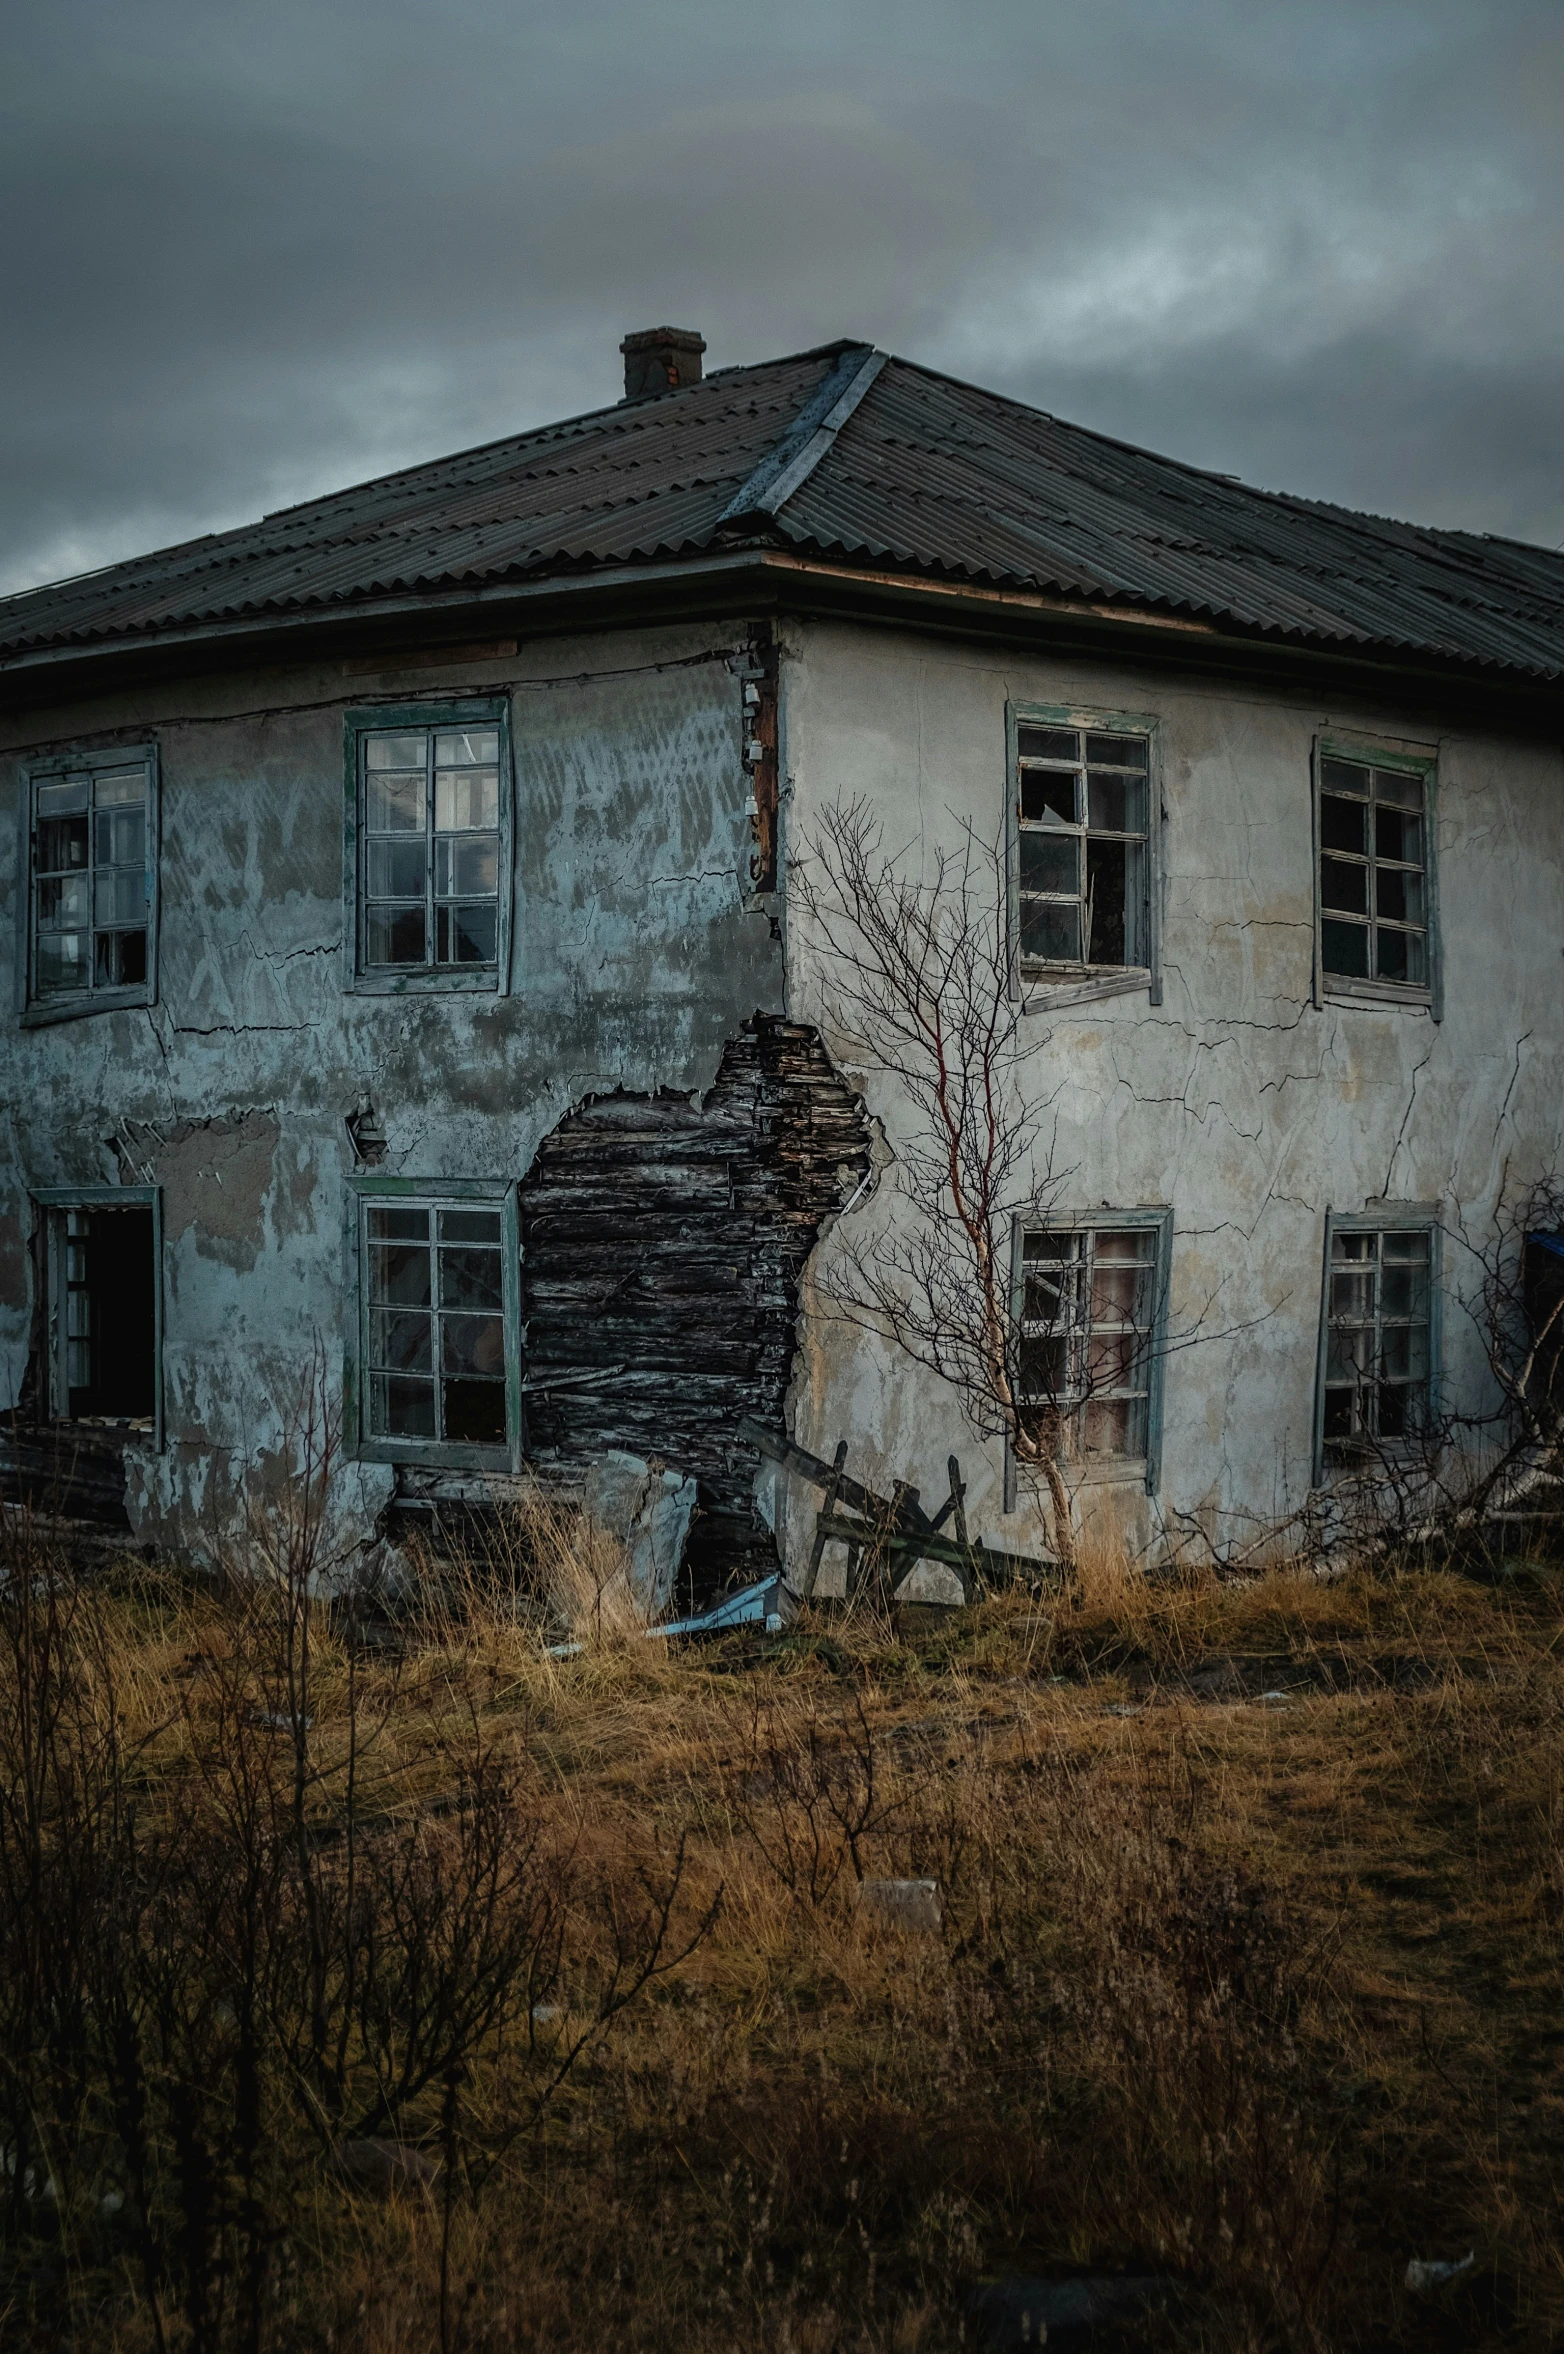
[347,1174,523,1471]
[343,699,513,997]
[30,1184,164,1450]
[17,745,160,1026]
[1009,1205,1174,1496]
[1006,700,1163,1011]
[1311,736,1441,1018]
[1312,1204,1443,1486]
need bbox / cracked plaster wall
[0,622,779,1558]
[780,618,1564,1567]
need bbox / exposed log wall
[519,1016,871,1597]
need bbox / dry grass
[3,1509,1564,2353]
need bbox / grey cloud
[1,0,1560,593]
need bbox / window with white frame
[1015,721,1151,974]
[26,752,156,1011]
[1317,752,1431,993]
[1321,1221,1435,1453]
[1019,1221,1164,1461]
[352,710,507,983]
[361,1193,516,1451]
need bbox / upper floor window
[1316,748,1434,1002]
[346,701,511,993]
[23,749,158,1020]
[1012,711,1156,992]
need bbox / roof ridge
[717,347,884,526]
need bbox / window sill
[1322,975,1432,1012]
[347,968,502,998]
[1065,1455,1150,1487]
[353,1437,518,1472]
[1020,966,1151,1014]
[21,988,154,1029]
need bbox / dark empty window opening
[53,1205,157,1423]
[1016,725,1150,974]
[364,1200,511,1447]
[359,726,502,974]
[1323,1225,1433,1453]
[29,757,154,1006]
[1318,755,1430,991]
[1019,1224,1161,1460]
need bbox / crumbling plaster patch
[0,625,784,1558]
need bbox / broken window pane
[1020,770,1077,826]
[361,720,503,974]
[365,1195,513,1449]
[1322,1223,1433,1455]
[30,758,155,1004]
[1319,755,1430,992]
[1018,1222,1160,1460]
[1017,722,1150,974]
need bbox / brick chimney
[620,327,705,401]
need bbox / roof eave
[0,544,1559,718]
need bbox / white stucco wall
[779,616,1564,1568]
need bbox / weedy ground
[2,1504,1563,2354]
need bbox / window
[346,702,511,991]
[1317,1214,1438,1468]
[1014,718,1152,978]
[1316,749,1433,997]
[33,1187,162,1440]
[24,750,157,1016]
[354,1183,521,1463]
[1017,1212,1171,1481]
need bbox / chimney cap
[620,326,706,402]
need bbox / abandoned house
[3,326,1564,1593]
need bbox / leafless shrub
[714,1685,914,1906]
[0,1421,715,2353]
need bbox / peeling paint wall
[5,603,1562,1580]
[1,623,783,1559]
[780,619,1564,1568]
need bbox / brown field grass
[3,1503,1563,2352]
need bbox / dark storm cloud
[1,0,1560,594]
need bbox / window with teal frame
[1007,702,1162,1006]
[1312,740,1439,1013]
[20,746,159,1022]
[350,1177,522,1468]
[344,700,513,994]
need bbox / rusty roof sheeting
[2,340,1562,683]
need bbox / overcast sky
[2,0,1560,596]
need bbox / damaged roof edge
[1,545,1561,721]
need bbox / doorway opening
[50,1202,158,1424]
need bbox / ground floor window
[1320,1218,1436,1459]
[36,1191,160,1429]
[355,1183,520,1462]
[1017,1214,1170,1471]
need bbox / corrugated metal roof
[3,339,1563,683]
